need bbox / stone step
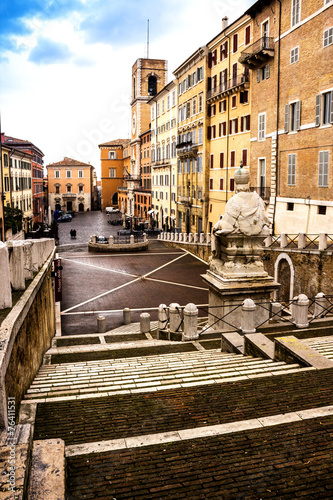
[25,348,303,401]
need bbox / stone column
[199,233,205,244]
[109,236,114,246]
[91,235,97,244]
[175,233,179,242]
[183,233,188,242]
[97,316,106,333]
[293,294,309,328]
[179,233,183,242]
[157,303,168,339]
[140,313,150,333]
[123,307,131,325]
[188,233,193,243]
[319,233,327,251]
[169,303,182,333]
[206,233,211,244]
[280,233,288,248]
[194,233,199,243]
[271,302,282,322]
[8,241,25,290]
[241,299,256,334]
[182,303,199,341]
[313,292,327,318]
[0,242,12,309]
[298,233,306,249]
[130,235,134,245]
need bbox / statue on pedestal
[210,163,270,279]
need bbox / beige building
[150,80,178,230]
[9,149,33,234]
[206,15,252,230]
[47,157,97,213]
[173,46,208,234]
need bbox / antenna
[147,19,149,59]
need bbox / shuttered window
[220,152,224,169]
[319,151,329,187]
[258,114,265,141]
[288,154,296,186]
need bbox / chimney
[222,17,229,30]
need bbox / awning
[147,209,155,214]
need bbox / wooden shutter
[295,100,301,130]
[231,151,235,167]
[210,154,214,169]
[265,64,270,79]
[235,119,238,134]
[220,178,224,190]
[246,115,251,130]
[245,25,251,45]
[223,122,227,136]
[257,70,261,83]
[242,149,248,166]
[230,178,235,191]
[220,153,224,168]
[207,127,211,140]
[219,123,222,136]
[284,104,289,133]
[330,91,333,123]
[241,117,244,132]
[315,94,321,126]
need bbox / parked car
[58,213,72,222]
[106,207,120,214]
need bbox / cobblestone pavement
[57,212,209,335]
[57,210,123,246]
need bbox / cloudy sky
[0,0,253,177]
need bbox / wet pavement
[57,212,210,335]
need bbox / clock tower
[127,58,168,217]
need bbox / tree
[4,207,23,235]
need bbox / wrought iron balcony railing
[207,73,249,101]
[239,36,275,67]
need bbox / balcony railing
[176,144,199,157]
[178,195,193,205]
[249,186,271,202]
[62,193,77,199]
[207,73,250,101]
[239,37,275,67]
[124,174,141,181]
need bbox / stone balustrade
[158,232,211,245]
[0,239,55,310]
[155,292,331,341]
[264,232,333,251]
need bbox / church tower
[127,58,168,217]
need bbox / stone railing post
[280,233,288,248]
[143,233,147,242]
[182,303,199,341]
[183,233,188,243]
[171,233,175,241]
[298,233,306,249]
[91,234,97,244]
[109,236,114,246]
[241,299,256,334]
[0,242,12,309]
[319,233,327,251]
[169,303,182,333]
[188,233,193,243]
[194,233,198,243]
[179,233,183,242]
[293,294,309,328]
[271,302,282,322]
[199,233,205,244]
[140,312,150,333]
[206,233,211,245]
[175,233,179,242]
[8,241,25,290]
[157,303,168,337]
[313,292,327,318]
[123,307,131,325]
[130,235,134,245]
[97,316,106,333]
[264,235,272,247]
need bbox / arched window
[148,75,157,96]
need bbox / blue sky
[0,0,253,175]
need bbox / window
[67,185,72,193]
[316,91,333,126]
[219,99,227,113]
[220,178,224,190]
[210,154,214,169]
[240,91,249,104]
[242,149,248,166]
[220,152,224,168]
[245,25,251,46]
[233,34,238,53]
[66,170,72,178]
[257,65,270,82]
[148,75,157,96]
[230,118,238,134]
[197,157,203,173]
[55,170,60,178]
[230,151,235,167]
[230,178,235,191]
[231,95,237,108]
[288,154,296,185]
[172,90,176,107]
[259,159,266,191]
[55,185,60,194]
[162,99,165,114]
[193,98,197,115]
[198,127,203,144]
[78,170,83,178]
[291,0,300,27]
[324,27,333,48]
[258,113,266,141]
[79,185,84,193]
[108,151,116,159]
[285,101,301,132]
[290,47,299,64]
[319,151,329,187]
[318,205,327,215]
[209,178,213,190]
[287,202,294,211]
[241,115,251,132]
[198,94,203,112]
[219,122,227,137]
[220,41,228,61]
[109,168,116,178]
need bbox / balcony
[178,195,193,205]
[239,37,275,69]
[62,193,77,200]
[207,73,250,102]
[249,186,271,202]
[176,144,199,158]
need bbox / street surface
[57,212,209,335]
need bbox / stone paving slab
[66,415,333,499]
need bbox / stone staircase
[301,335,333,359]
[14,321,333,499]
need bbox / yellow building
[9,148,33,234]
[206,15,252,230]
[1,144,11,240]
[99,139,129,210]
[150,80,178,231]
[173,46,208,234]
[47,157,96,213]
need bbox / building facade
[134,129,151,225]
[173,47,208,234]
[47,157,96,213]
[99,139,129,210]
[206,15,252,230]
[150,80,178,231]
[240,0,333,234]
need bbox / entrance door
[186,210,190,234]
[79,203,84,211]
[67,201,72,211]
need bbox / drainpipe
[272,0,282,235]
[226,33,231,205]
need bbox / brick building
[240,0,333,234]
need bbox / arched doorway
[275,253,294,303]
[78,203,84,212]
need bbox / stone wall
[0,251,55,428]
